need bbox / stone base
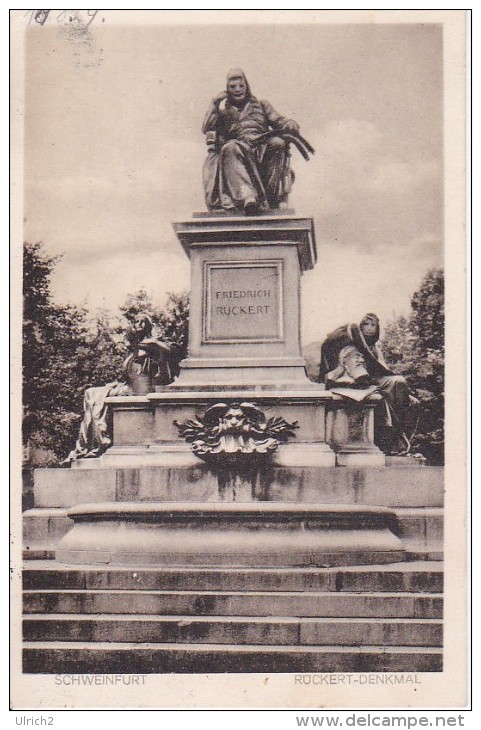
[23,505,443,562]
[88,442,336,469]
[335,443,386,467]
[27,461,444,565]
[55,502,404,568]
[101,388,390,469]
[173,357,315,388]
[31,464,445,509]
[103,387,336,468]
[172,214,317,390]
[271,443,335,467]
[326,392,386,467]
[97,444,200,468]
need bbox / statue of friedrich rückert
[63,315,181,464]
[202,68,314,215]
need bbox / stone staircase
[22,464,443,673]
[23,561,443,673]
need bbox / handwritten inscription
[23,10,100,27]
[205,263,282,342]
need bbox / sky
[23,16,443,345]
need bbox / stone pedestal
[172,214,316,387]
[326,393,386,467]
[101,388,335,467]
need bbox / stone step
[331,563,443,593]
[23,614,443,647]
[405,549,443,562]
[22,561,443,593]
[23,509,72,553]
[22,641,443,673]
[23,549,56,561]
[395,508,443,554]
[23,589,442,619]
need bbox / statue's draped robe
[202,96,295,210]
[319,323,411,432]
[64,382,129,462]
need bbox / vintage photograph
[11,9,467,709]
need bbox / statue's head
[360,313,380,343]
[339,346,370,381]
[326,345,370,387]
[132,313,153,339]
[221,406,247,432]
[202,401,265,434]
[226,68,250,106]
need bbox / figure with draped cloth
[319,313,419,454]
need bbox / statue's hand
[205,131,217,148]
[283,119,300,134]
[213,91,228,106]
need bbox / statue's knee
[391,376,410,406]
[220,139,241,158]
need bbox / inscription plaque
[204,261,283,343]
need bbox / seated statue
[319,313,419,454]
[63,315,181,463]
[202,68,313,215]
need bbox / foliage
[381,268,444,464]
[23,243,127,461]
[119,287,159,325]
[156,291,190,360]
[120,288,189,360]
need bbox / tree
[381,268,444,464]
[23,243,83,460]
[23,243,127,462]
[119,287,159,325]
